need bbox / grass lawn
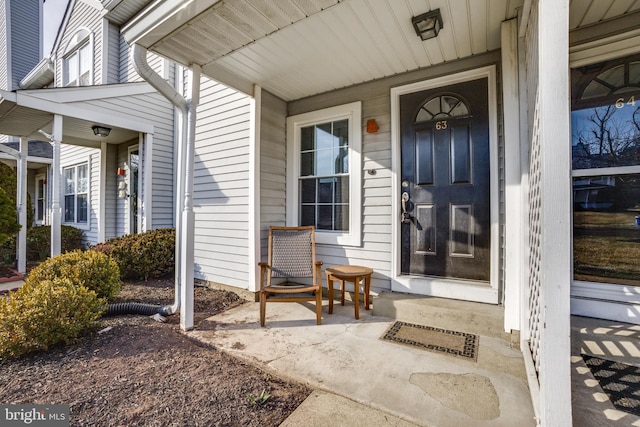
[573,211,640,284]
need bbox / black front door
[400,78,490,281]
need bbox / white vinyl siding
[193,76,253,289]
[81,92,175,229]
[55,1,102,87]
[118,34,165,83]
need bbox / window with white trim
[63,29,93,86]
[287,102,362,246]
[35,174,46,225]
[64,163,89,224]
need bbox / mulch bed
[0,278,311,426]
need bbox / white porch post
[180,64,200,331]
[537,0,572,424]
[16,137,27,273]
[501,18,522,333]
[142,132,153,232]
[50,114,62,257]
[98,141,107,243]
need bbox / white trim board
[389,66,500,304]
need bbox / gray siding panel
[193,76,252,289]
[0,1,8,90]
[104,144,118,240]
[9,0,40,89]
[107,22,120,84]
[259,91,287,261]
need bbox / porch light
[411,9,443,41]
[92,125,111,137]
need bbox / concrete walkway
[188,294,535,427]
[0,278,23,293]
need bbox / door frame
[390,66,499,304]
[127,144,141,235]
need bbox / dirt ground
[0,278,311,426]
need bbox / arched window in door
[414,94,470,123]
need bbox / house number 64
[435,120,448,130]
[615,95,636,109]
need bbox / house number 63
[615,95,636,109]
[435,120,448,130]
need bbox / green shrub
[25,250,121,301]
[26,225,85,261]
[0,277,105,359]
[91,228,175,280]
[0,225,84,265]
[0,163,33,229]
[0,187,20,246]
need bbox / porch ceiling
[122,0,640,102]
[0,85,150,147]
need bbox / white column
[248,85,261,292]
[538,0,572,425]
[50,114,62,257]
[98,141,107,243]
[142,132,153,232]
[16,137,27,273]
[501,19,522,333]
[180,64,200,331]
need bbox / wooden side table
[325,265,373,320]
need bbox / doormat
[582,354,640,417]
[382,321,479,362]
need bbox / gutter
[131,44,198,330]
[19,58,54,89]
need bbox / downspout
[131,44,198,327]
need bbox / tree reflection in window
[572,56,640,170]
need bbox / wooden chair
[258,226,323,326]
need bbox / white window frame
[62,28,94,87]
[569,36,640,323]
[286,102,362,246]
[63,162,90,229]
[35,173,47,225]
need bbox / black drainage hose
[105,302,173,317]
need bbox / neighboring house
[0,0,178,251]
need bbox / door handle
[401,192,411,223]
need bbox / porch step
[571,315,640,366]
[372,291,509,341]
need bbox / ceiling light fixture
[92,125,111,137]
[411,9,443,41]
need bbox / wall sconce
[411,9,443,41]
[92,125,111,137]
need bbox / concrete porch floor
[188,292,535,426]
